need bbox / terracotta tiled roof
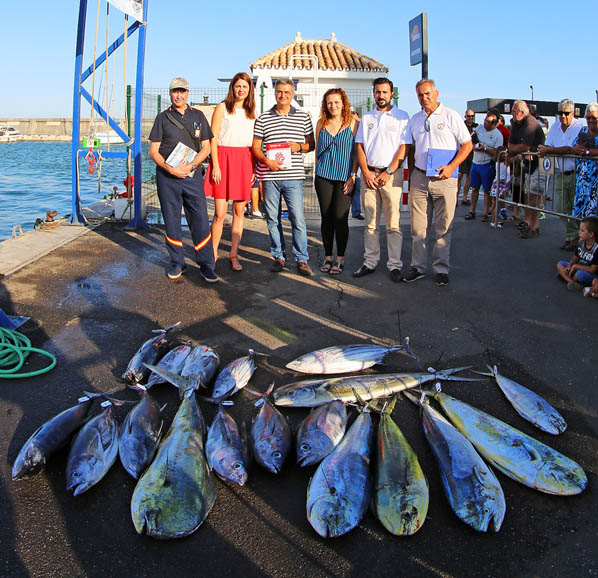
[251,33,388,73]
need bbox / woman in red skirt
[205,72,256,271]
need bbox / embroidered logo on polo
[368,123,375,130]
[437,123,445,130]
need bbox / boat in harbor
[0,126,20,142]
[94,131,125,145]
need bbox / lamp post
[530,85,534,103]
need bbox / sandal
[329,262,344,275]
[517,221,529,230]
[320,259,333,273]
[464,212,475,220]
[481,215,489,222]
[229,255,243,271]
[461,199,470,205]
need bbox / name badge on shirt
[194,129,200,138]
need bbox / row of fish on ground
[11,323,587,540]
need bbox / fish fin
[252,350,271,358]
[473,464,488,484]
[159,403,167,413]
[152,321,181,335]
[471,370,494,377]
[243,387,261,399]
[351,388,371,412]
[402,390,422,406]
[522,442,542,462]
[143,363,194,393]
[391,337,417,360]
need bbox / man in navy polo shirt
[148,77,216,282]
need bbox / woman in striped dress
[314,89,359,275]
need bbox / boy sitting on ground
[557,217,598,291]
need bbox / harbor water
[0,141,152,242]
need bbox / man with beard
[352,78,410,282]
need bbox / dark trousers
[315,175,352,257]
[156,169,215,271]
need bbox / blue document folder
[426,148,459,178]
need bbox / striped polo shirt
[315,125,354,182]
[254,106,314,181]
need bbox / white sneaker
[252,210,263,218]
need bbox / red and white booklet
[266,143,292,170]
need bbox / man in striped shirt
[252,80,315,276]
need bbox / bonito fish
[404,391,505,533]
[476,365,567,435]
[212,350,257,400]
[286,338,416,374]
[296,400,347,467]
[146,343,192,388]
[434,391,587,496]
[131,388,217,539]
[373,398,429,536]
[274,367,474,408]
[181,345,220,389]
[66,401,120,496]
[306,407,374,538]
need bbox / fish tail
[391,337,417,360]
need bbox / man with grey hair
[538,99,583,250]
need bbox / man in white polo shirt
[537,98,583,251]
[352,78,410,282]
[403,79,473,286]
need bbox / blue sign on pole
[409,14,423,66]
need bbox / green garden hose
[0,327,57,378]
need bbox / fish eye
[272,451,282,459]
[300,444,310,451]
[232,462,242,470]
[73,472,80,477]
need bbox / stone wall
[0,118,154,138]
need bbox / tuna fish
[66,401,120,496]
[122,322,180,384]
[434,390,587,496]
[273,367,475,408]
[373,398,429,536]
[146,342,192,388]
[404,391,506,533]
[250,385,292,474]
[306,407,374,538]
[131,388,217,539]
[206,402,250,485]
[212,350,257,400]
[119,387,164,479]
[296,400,347,467]
[286,338,416,374]
[476,365,567,435]
[181,345,220,389]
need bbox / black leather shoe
[352,264,375,278]
[390,269,403,283]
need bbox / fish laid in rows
[122,322,180,384]
[206,402,250,485]
[434,390,587,496]
[373,398,429,536]
[119,387,164,479]
[212,350,257,400]
[250,385,291,474]
[146,342,192,388]
[306,407,374,538]
[131,388,217,539]
[286,339,416,375]
[274,367,475,408]
[181,345,220,389]
[405,391,505,533]
[12,394,101,480]
[66,401,120,496]
[296,400,347,467]
[475,365,567,435]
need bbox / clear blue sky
[1,0,596,120]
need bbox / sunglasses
[557,111,572,116]
[465,115,475,118]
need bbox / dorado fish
[373,398,429,536]
[404,391,505,533]
[146,342,192,388]
[119,387,164,479]
[212,350,257,400]
[306,407,374,538]
[131,388,217,539]
[296,400,347,467]
[66,401,120,496]
[206,402,250,485]
[12,394,99,480]
[286,338,416,374]
[274,367,475,408]
[434,390,587,496]
[181,345,220,389]
[476,365,567,435]
[250,384,291,474]
[122,322,180,384]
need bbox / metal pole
[393,87,399,107]
[421,12,428,79]
[157,94,161,116]
[126,84,132,137]
[260,84,264,114]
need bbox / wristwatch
[191,161,197,170]
[385,167,394,175]
[585,149,590,157]
[350,172,357,177]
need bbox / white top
[404,103,472,171]
[218,106,255,147]
[473,125,503,165]
[545,117,583,171]
[355,106,409,167]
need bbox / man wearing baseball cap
[148,77,217,282]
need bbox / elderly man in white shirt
[538,98,583,251]
[402,79,472,286]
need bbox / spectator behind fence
[458,109,477,206]
[537,98,583,252]
[571,102,598,219]
[314,88,359,276]
[507,100,546,239]
[204,72,256,272]
[556,217,598,291]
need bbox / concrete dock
[0,205,596,578]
